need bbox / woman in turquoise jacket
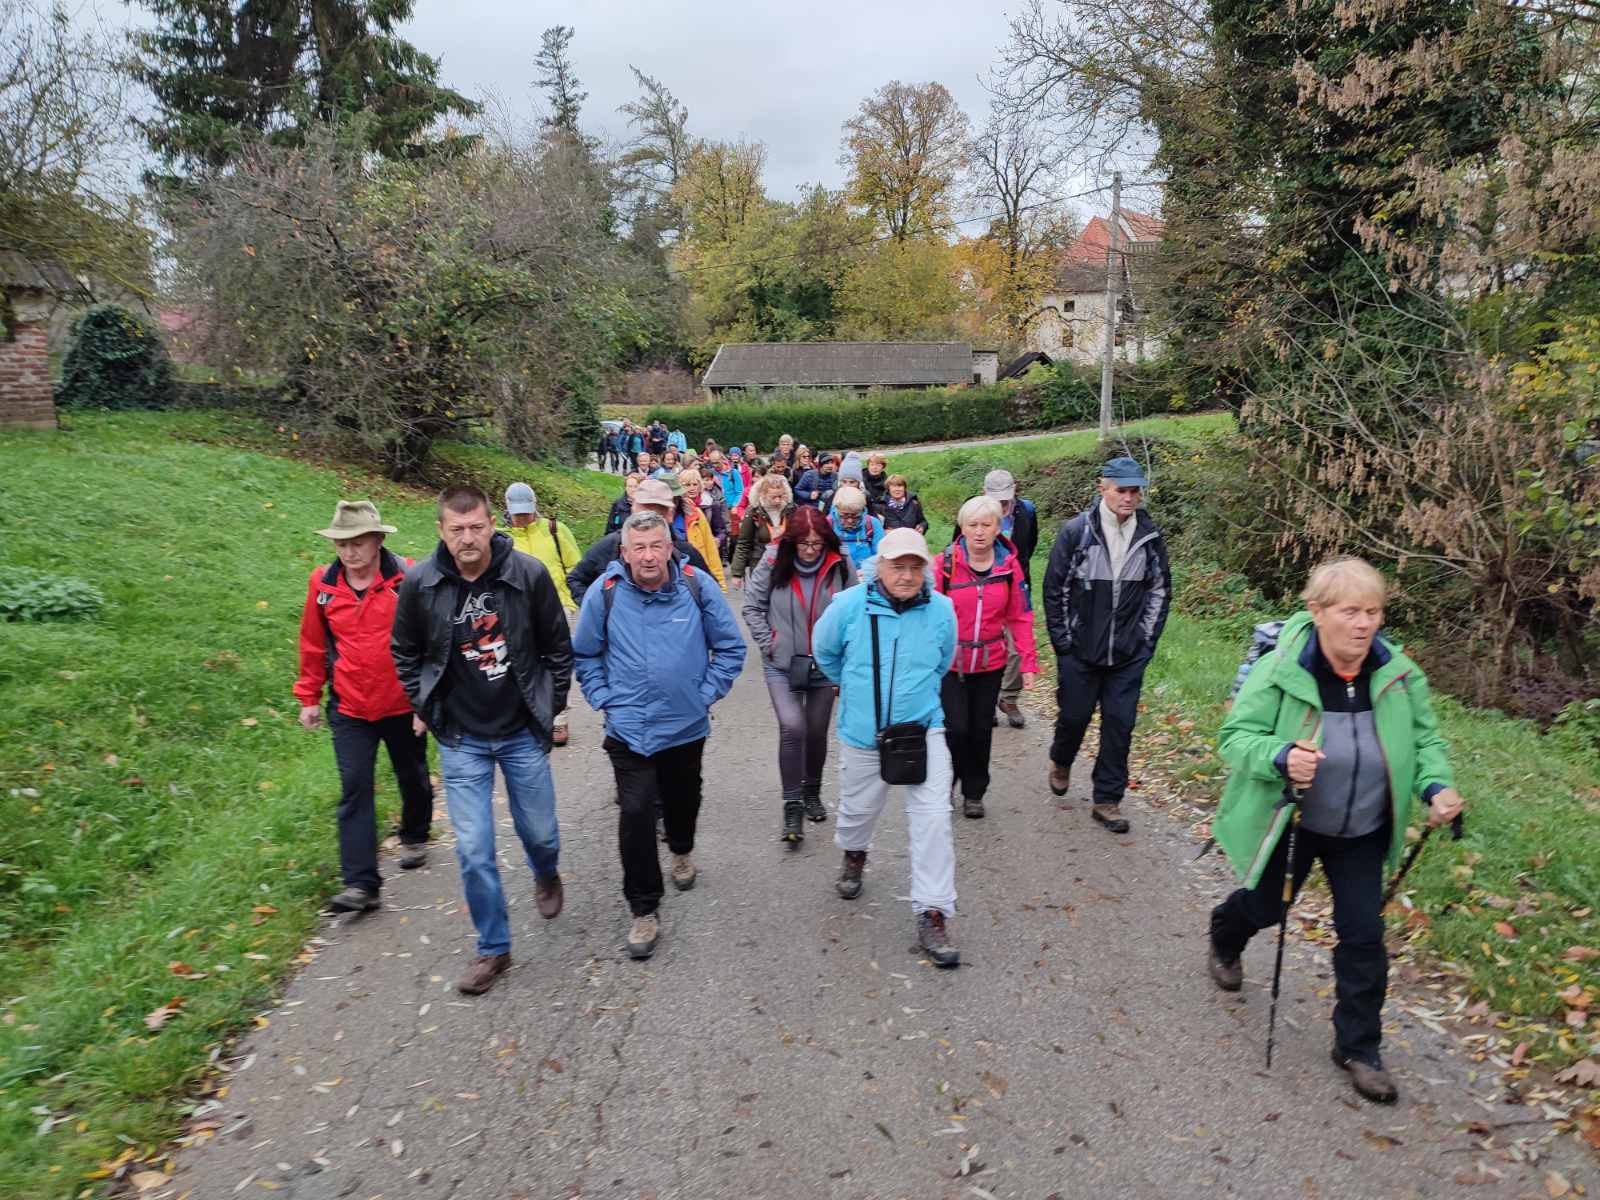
[1208,558,1465,1105]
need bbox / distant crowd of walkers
[295,424,1466,1107]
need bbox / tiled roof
[702,342,976,388]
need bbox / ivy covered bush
[0,568,105,622]
[57,304,176,411]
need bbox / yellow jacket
[507,517,582,610]
[683,505,726,588]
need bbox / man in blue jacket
[812,528,962,967]
[572,511,747,960]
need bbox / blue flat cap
[1101,456,1148,487]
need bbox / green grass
[0,410,619,1197]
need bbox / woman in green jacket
[1208,558,1465,1105]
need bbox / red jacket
[933,535,1040,676]
[294,549,414,721]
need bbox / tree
[0,0,150,302]
[836,238,966,341]
[840,81,970,241]
[617,67,690,234]
[533,24,586,137]
[673,138,767,246]
[130,0,478,177]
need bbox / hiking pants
[834,734,956,918]
[328,707,433,893]
[605,735,705,916]
[940,668,1005,801]
[1210,823,1390,1067]
[998,632,1023,705]
[1049,655,1148,806]
[763,670,835,798]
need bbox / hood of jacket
[430,530,514,584]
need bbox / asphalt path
[169,650,1595,1199]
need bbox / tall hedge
[646,362,1206,451]
[57,304,176,410]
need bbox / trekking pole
[1264,787,1303,1071]
[1382,811,1465,908]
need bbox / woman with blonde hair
[1210,557,1465,1105]
[730,472,794,587]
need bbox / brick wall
[0,318,57,428]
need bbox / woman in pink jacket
[934,495,1039,818]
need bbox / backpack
[600,562,706,634]
[1231,620,1286,699]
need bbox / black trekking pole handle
[1382,809,1465,907]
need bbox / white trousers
[834,732,957,917]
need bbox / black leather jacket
[391,533,573,750]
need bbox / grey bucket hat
[315,500,397,540]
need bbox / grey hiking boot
[1332,1047,1398,1104]
[670,853,697,891]
[328,886,379,913]
[627,913,660,959]
[1207,941,1243,991]
[781,799,805,844]
[397,844,428,870]
[836,850,866,899]
[802,785,827,823]
[998,699,1026,729]
[916,910,960,968]
[962,794,986,819]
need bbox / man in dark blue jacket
[572,511,746,960]
[794,453,838,512]
[1039,457,1171,834]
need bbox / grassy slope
[0,411,618,1197]
[890,417,1599,1070]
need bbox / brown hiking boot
[627,913,659,959]
[535,873,564,919]
[670,853,697,891]
[457,952,511,995]
[836,850,867,899]
[1332,1048,1398,1104]
[916,910,960,968]
[998,699,1026,729]
[962,795,985,819]
[328,886,379,913]
[1048,762,1071,796]
[1091,803,1130,833]
[1207,941,1243,991]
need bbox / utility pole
[1099,171,1122,442]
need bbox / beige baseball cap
[877,527,933,564]
[632,478,676,509]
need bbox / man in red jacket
[295,501,435,912]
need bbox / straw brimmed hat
[315,500,397,540]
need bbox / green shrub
[0,568,104,622]
[57,304,176,411]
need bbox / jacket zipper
[1105,526,1159,666]
[969,567,985,674]
[1337,677,1358,836]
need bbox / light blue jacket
[572,557,747,755]
[812,558,957,751]
[714,464,745,511]
[829,509,883,569]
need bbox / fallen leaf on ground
[1493,921,1517,939]
[1512,1041,1529,1066]
[131,1171,170,1191]
[1563,946,1599,963]
[1545,1169,1571,1198]
[144,998,186,1030]
[979,1070,1008,1099]
[1554,1059,1600,1087]
[239,718,257,727]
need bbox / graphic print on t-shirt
[455,588,509,681]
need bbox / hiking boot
[457,952,510,995]
[998,699,1026,729]
[627,913,659,959]
[802,786,828,823]
[1091,803,1130,834]
[670,853,697,891]
[534,873,564,919]
[916,910,960,968]
[1207,940,1243,992]
[781,800,805,845]
[1332,1047,1398,1104]
[963,795,986,819]
[328,886,379,913]
[397,844,429,870]
[1048,762,1071,797]
[836,850,867,899]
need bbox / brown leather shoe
[535,873,563,919]
[1332,1048,1398,1103]
[1091,804,1130,833]
[916,910,960,968]
[457,952,511,995]
[836,850,866,899]
[1207,942,1243,991]
[1048,763,1071,796]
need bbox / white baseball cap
[877,527,933,564]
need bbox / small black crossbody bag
[870,615,927,784]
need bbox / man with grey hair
[572,511,746,960]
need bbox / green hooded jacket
[1214,611,1454,889]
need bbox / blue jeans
[437,731,559,957]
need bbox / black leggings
[940,668,1005,800]
[764,671,836,797]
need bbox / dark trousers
[1048,655,1148,806]
[605,735,705,916]
[328,708,434,892]
[764,672,835,797]
[1210,822,1390,1066]
[940,668,1005,800]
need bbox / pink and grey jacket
[932,535,1040,677]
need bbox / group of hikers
[295,429,1467,1107]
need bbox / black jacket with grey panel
[1041,505,1171,668]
